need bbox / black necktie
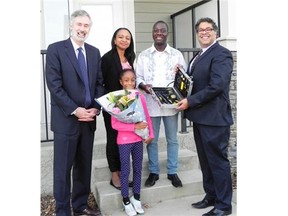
[193,49,203,65]
[77,47,91,107]
[188,49,203,75]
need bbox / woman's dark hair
[111,28,136,65]
[119,68,136,80]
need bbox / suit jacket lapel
[64,39,85,84]
[190,42,219,75]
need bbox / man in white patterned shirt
[136,20,186,188]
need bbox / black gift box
[151,67,193,108]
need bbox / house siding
[134,0,199,55]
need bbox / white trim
[217,37,237,51]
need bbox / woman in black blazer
[101,27,136,189]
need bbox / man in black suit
[177,17,234,216]
[46,10,104,216]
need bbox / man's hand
[75,107,97,122]
[174,64,183,74]
[139,83,152,94]
[176,98,189,111]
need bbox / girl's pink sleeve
[111,116,135,132]
[140,94,154,138]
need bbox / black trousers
[102,110,121,172]
[193,123,233,211]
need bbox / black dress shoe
[191,198,215,209]
[145,173,159,187]
[202,207,232,216]
[167,174,183,187]
[110,179,121,190]
[74,207,102,216]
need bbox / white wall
[218,0,237,51]
[41,0,70,49]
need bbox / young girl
[111,68,154,216]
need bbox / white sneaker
[122,202,137,216]
[130,196,145,214]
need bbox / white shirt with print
[136,44,187,117]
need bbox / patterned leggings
[118,141,143,198]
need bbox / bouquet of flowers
[95,89,149,139]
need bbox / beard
[71,30,88,42]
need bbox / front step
[90,122,201,214]
[92,149,199,182]
[101,191,237,216]
[93,169,204,215]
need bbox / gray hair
[70,10,93,26]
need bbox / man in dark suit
[177,17,234,216]
[46,10,104,216]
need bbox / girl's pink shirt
[111,92,154,145]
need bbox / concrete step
[92,149,199,182]
[92,169,204,215]
[92,130,196,161]
[100,190,237,216]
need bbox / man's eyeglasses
[197,28,214,33]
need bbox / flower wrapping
[95,89,149,139]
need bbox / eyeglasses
[197,28,214,33]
